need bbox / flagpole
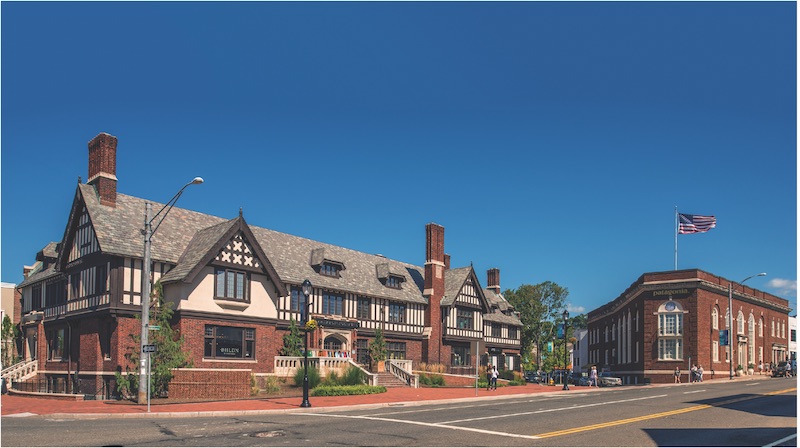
[674,206,678,270]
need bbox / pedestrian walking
[486,365,492,390]
[758,360,764,375]
[691,364,698,382]
[490,365,499,390]
[589,365,599,387]
[698,365,704,382]
[674,367,681,383]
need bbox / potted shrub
[736,365,744,376]
[369,328,388,372]
[747,363,755,375]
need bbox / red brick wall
[423,223,445,365]
[174,317,284,373]
[169,368,251,400]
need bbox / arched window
[759,318,764,337]
[712,307,719,330]
[737,311,745,335]
[657,301,684,360]
[323,335,345,351]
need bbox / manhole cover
[253,431,285,438]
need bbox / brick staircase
[374,372,411,388]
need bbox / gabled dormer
[376,262,407,289]
[442,266,491,338]
[310,248,345,278]
[160,214,287,310]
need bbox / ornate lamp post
[562,309,569,391]
[728,273,766,379]
[300,279,313,408]
[138,177,203,407]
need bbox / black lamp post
[562,309,569,391]
[300,279,313,408]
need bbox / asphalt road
[2,378,796,447]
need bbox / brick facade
[588,269,791,384]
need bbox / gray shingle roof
[159,218,238,284]
[442,267,473,306]
[18,265,62,289]
[79,184,427,305]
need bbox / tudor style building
[587,269,791,384]
[14,132,522,397]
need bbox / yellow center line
[534,388,796,439]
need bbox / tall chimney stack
[423,223,446,365]
[487,268,501,294]
[87,133,118,207]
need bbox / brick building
[14,132,522,398]
[587,269,791,384]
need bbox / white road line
[438,394,668,425]
[763,433,797,447]
[682,389,706,394]
[368,395,567,417]
[299,412,542,440]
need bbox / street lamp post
[300,279,313,408]
[562,309,569,391]
[138,177,203,406]
[728,272,767,380]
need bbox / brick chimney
[423,223,446,365]
[87,133,118,207]
[487,268,501,294]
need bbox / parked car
[524,371,545,384]
[772,361,793,378]
[598,371,622,387]
[570,373,590,386]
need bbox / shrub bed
[311,385,387,396]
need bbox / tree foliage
[1,314,20,369]
[279,319,304,356]
[116,281,192,399]
[504,281,569,369]
[369,327,387,362]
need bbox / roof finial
[239,207,243,218]
[78,176,82,184]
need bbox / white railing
[274,356,355,378]
[1,359,38,385]
[388,360,419,388]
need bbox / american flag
[678,213,716,234]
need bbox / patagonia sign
[652,288,690,298]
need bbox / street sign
[148,325,161,331]
[143,344,157,353]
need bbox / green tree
[504,281,569,369]
[1,314,20,369]
[116,281,192,399]
[279,319,304,356]
[570,314,588,330]
[369,327,387,364]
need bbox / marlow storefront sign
[316,318,359,330]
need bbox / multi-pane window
[95,265,108,295]
[657,301,683,360]
[509,326,518,340]
[387,341,406,359]
[70,273,80,299]
[215,268,248,301]
[31,285,43,310]
[451,344,470,366]
[492,324,502,338]
[737,312,745,335]
[320,263,340,277]
[48,328,65,361]
[322,291,344,316]
[388,302,405,323]
[792,329,797,343]
[712,307,719,330]
[385,276,401,289]
[290,287,308,320]
[356,339,369,364]
[357,298,371,320]
[45,279,66,308]
[204,325,254,359]
[456,308,472,329]
[712,340,719,362]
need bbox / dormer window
[215,268,249,301]
[385,275,402,289]
[320,262,340,278]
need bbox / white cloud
[567,304,586,314]
[767,278,797,297]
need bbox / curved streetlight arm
[732,272,768,295]
[149,177,204,237]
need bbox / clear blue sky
[2,2,796,315]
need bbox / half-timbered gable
[442,267,490,341]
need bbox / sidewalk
[0,383,569,418]
[0,375,756,419]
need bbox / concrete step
[375,373,410,388]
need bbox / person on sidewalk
[589,365,599,387]
[674,367,681,383]
[490,365,499,390]
[486,365,492,391]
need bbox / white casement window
[737,311,745,335]
[657,301,684,360]
[712,307,719,330]
[759,318,763,337]
[712,341,719,362]
[771,320,775,336]
[748,315,756,363]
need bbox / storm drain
[252,430,285,438]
